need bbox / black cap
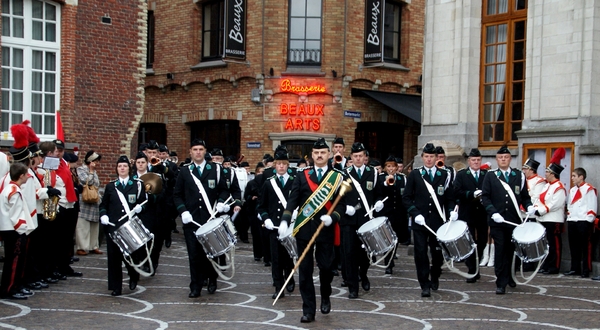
[264,155,274,163]
[523,158,540,171]
[146,140,159,150]
[28,142,40,155]
[224,156,233,163]
[468,148,482,157]
[369,159,381,167]
[274,147,289,161]
[240,161,249,167]
[169,151,177,157]
[351,142,366,154]
[190,138,206,148]
[10,123,31,162]
[423,143,436,154]
[139,143,148,151]
[159,144,169,153]
[54,139,65,150]
[313,138,329,150]
[117,155,130,164]
[85,150,101,163]
[547,163,565,176]
[255,162,265,170]
[497,145,511,155]
[204,153,212,161]
[211,148,223,156]
[385,155,397,164]
[63,153,78,163]
[395,157,403,164]
[333,137,345,146]
[434,146,445,155]
[135,151,147,160]
[298,158,307,165]
[263,153,272,160]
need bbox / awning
[351,88,421,123]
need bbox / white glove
[264,219,274,230]
[100,215,110,225]
[450,211,459,221]
[216,202,230,213]
[181,211,193,224]
[526,205,536,216]
[492,213,504,223]
[278,220,288,237]
[374,200,384,212]
[346,205,356,216]
[414,214,425,226]
[321,214,333,227]
[133,204,143,214]
[474,190,482,198]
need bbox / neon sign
[280,103,324,131]
[280,79,326,94]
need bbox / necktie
[357,168,362,179]
[475,171,479,182]
[429,169,433,181]
[279,175,285,187]
[197,165,202,177]
[505,171,510,182]
[317,168,323,182]
[121,179,126,187]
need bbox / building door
[283,140,314,164]
[189,120,240,159]
[355,122,404,161]
[138,123,167,149]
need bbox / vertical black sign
[224,0,246,60]
[364,0,384,63]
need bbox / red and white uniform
[0,181,34,235]
[567,182,597,222]
[535,179,566,223]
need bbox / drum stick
[117,200,148,222]
[423,223,438,237]
[363,196,389,217]
[261,224,279,230]
[443,205,459,236]
[274,178,353,306]
[501,219,523,227]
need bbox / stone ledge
[515,126,586,138]
[191,60,227,70]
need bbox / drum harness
[114,185,155,277]
[189,166,236,281]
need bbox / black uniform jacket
[453,168,488,226]
[257,172,295,226]
[481,168,532,227]
[402,166,455,232]
[99,176,147,234]
[376,172,407,220]
[281,165,345,243]
[341,165,382,227]
[173,162,231,229]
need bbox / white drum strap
[369,244,397,269]
[511,253,547,285]
[495,175,522,219]
[115,187,132,219]
[123,238,155,277]
[422,177,446,221]
[348,174,373,219]
[442,249,479,279]
[208,248,236,281]
[190,167,215,216]
[270,178,287,208]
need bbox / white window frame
[2,0,61,139]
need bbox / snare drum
[195,217,234,258]
[357,217,397,256]
[221,215,238,243]
[512,222,548,263]
[278,224,298,260]
[436,220,475,262]
[109,216,153,256]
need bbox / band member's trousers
[413,228,443,289]
[296,237,334,316]
[490,226,515,288]
[541,222,563,273]
[183,227,217,292]
[567,221,592,275]
[340,225,370,293]
[268,231,293,290]
[466,220,489,274]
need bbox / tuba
[43,170,59,221]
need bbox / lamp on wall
[332,70,337,78]
[269,68,274,76]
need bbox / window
[202,0,224,61]
[1,0,60,137]
[146,10,155,69]
[383,0,401,63]
[288,0,322,65]
[189,120,240,158]
[479,0,526,145]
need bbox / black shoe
[172,229,180,234]
[466,277,477,283]
[546,270,559,275]
[272,289,284,299]
[340,280,348,287]
[164,238,172,248]
[242,240,250,243]
[141,265,151,274]
[332,269,339,276]
[189,289,200,298]
[66,271,83,277]
[538,269,548,274]
[496,287,506,294]
[361,278,370,291]
[5,292,28,300]
[385,268,393,275]
[129,279,137,290]
[254,257,261,261]
[320,297,331,314]
[71,257,80,262]
[421,288,431,297]
[27,282,42,290]
[563,270,579,276]
[300,314,315,323]
[111,289,122,296]
[21,288,33,295]
[581,273,590,278]
[264,261,271,267]
[52,272,67,281]
[591,275,600,281]
[207,280,217,294]
[348,291,358,299]
[508,279,517,288]
[431,279,439,291]
[286,279,295,293]
[36,281,49,289]
[44,277,59,284]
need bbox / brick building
[142,0,424,168]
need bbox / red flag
[56,109,64,141]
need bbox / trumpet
[334,153,343,163]
[150,157,162,166]
[43,170,59,221]
[386,174,395,185]
[436,160,445,168]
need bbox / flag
[56,109,64,141]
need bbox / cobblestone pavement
[1,230,600,330]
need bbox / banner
[364,0,384,63]
[224,0,246,60]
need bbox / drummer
[402,143,456,298]
[99,155,147,296]
[341,142,385,299]
[453,148,488,283]
[173,139,233,298]
[480,145,534,294]
[257,146,296,298]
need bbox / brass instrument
[334,154,343,163]
[386,174,395,185]
[436,160,445,168]
[140,172,163,194]
[150,157,162,166]
[43,170,59,221]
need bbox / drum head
[437,220,467,241]
[357,216,387,234]
[195,218,224,235]
[513,222,545,244]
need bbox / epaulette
[457,167,467,172]
[296,166,311,172]
[332,167,344,174]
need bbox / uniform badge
[128,194,136,203]
[437,186,445,195]
[208,180,216,189]
[303,205,314,216]
[206,164,212,170]
[400,188,405,194]
[366,181,373,191]
[226,180,231,189]
[515,186,520,194]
